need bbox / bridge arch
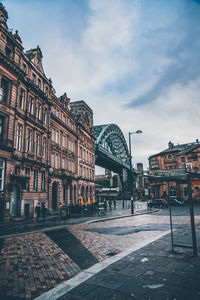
[94,124,131,173]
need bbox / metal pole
[129,133,134,214]
[169,205,175,253]
[187,174,198,256]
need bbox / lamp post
[129,130,142,214]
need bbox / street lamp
[129,130,142,214]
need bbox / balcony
[61,169,72,177]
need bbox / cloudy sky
[3,0,200,173]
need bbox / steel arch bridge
[94,124,132,175]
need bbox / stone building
[148,140,200,201]
[0,4,95,221]
[70,101,95,204]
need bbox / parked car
[167,198,184,206]
[148,199,168,209]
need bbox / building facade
[148,140,200,201]
[0,4,95,221]
[70,101,95,204]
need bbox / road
[0,205,200,299]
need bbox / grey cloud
[127,1,200,108]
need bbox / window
[22,63,27,73]
[62,157,66,169]
[35,133,40,155]
[32,73,36,84]
[63,115,66,123]
[52,128,55,141]
[168,155,172,160]
[51,153,55,168]
[29,96,34,115]
[5,46,12,58]
[80,147,82,158]
[169,186,176,197]
[53,107,56,114]
[184,187,188,197]
[181,157,185,163]
[69,139,74,152]
[83,167,85,178]
[69,160,74,172]
[16,124,22,151]
[62,135,66,147]
[43,108,47,125]
[25,168,30,191]
[0,78,9,102]
[33,170,38,191]
[0,159,5,191]
[55,154,58,169]
[38,79,41,89]
[37,103,41,120]
[80,165,82,177]
[27,129,32,152]
[15,166,20,175]
[42,137,46,158]
[55,130,59,143]
[41,171,45,191]
[0,116,4,141]
[45,86,48,96]
[19,88,25,110]
[56,110,59,117]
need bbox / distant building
[0,4,95,221]
[148,140,200,201]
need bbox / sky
[2,0,200,173]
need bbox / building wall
[0,4,95,221]
[149,141,200,201]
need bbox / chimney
[168,141,174,149]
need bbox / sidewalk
[0,202,149,237]
[37,224,200,300]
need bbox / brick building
[0,4,95,221]
[70,101,95,204]
[148,140,200,201]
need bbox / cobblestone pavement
[0,212,199,299]
[0,233,81,299]
[67,214,200,261]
